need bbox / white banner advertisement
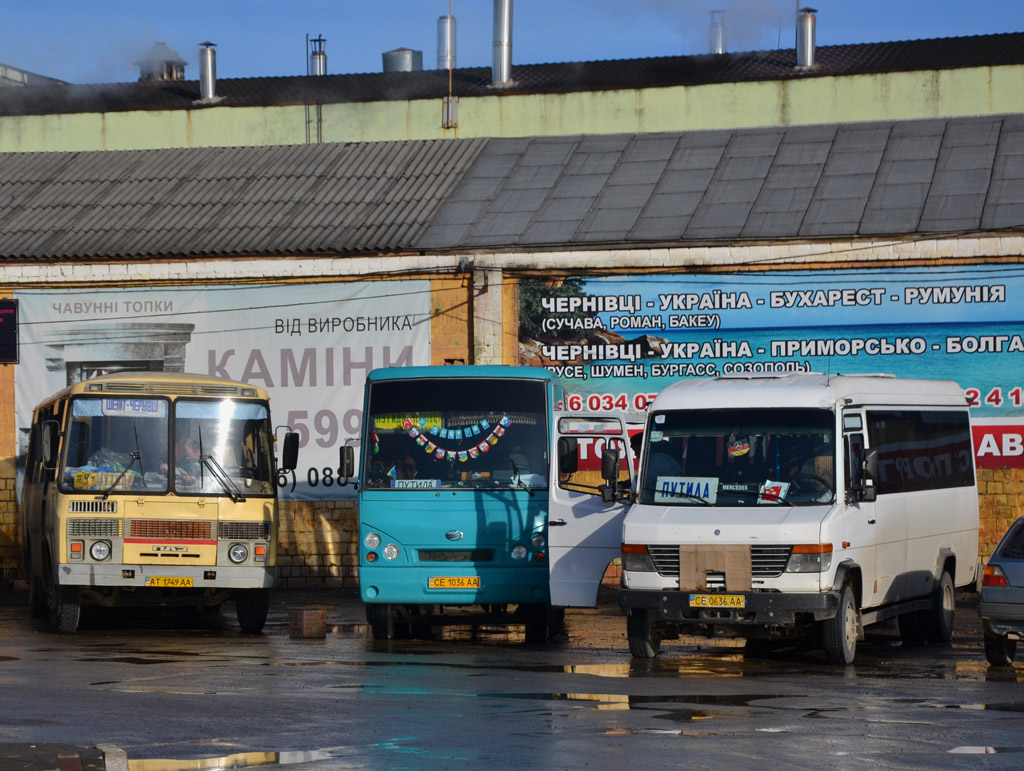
[14,282,432,500]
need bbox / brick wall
[275,499,359,590]
[977,468,1024,560]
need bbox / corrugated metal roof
[0,139,487,259]
[1,113,1021,262]
[1,32,1022,117]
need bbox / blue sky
[5,1,1024,84]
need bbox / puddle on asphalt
[124,749,335,770]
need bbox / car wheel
[984,632,1017,667]
[626,609,661,658]
[823,583,858,665]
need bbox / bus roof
[32,371,269,411]
[650,373,969,412]
[366,365,559,384]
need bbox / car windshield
[996,521,1024,560]
[363,377,549,491]
[638,407,836,507]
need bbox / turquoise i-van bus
[348,365,634,643]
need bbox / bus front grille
[129,519,213,540]
[647,545,793,578]
[68,500,118,514]
[219,521,271,540]
[417,550,494,562]
[68,518,122,537]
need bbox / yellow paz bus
[19,372,298,633]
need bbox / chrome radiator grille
[647,545,793,578]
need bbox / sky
[4,0,1024,85]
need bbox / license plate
[689,593,745,608]
[428,576,481,589]
[144,576,194,588]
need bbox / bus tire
[626,609,661,658]
[235,588,270,634]
[522,604,548,645]
[822,583,857,665]
[366,603,394,640]
[48,581,81,634]
[925,571,955,643]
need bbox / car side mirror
[859,448,878,502]
[280,432,299,472]
[600,447,620,503]
[558,437,578,476]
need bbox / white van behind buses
[617,373,979,664]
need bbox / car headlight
[89,540,111,561]
[228,543,249,564]
[383,543,400,560]
[364,532,382,549]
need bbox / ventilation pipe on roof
[382,47,423,72]
[199,41,217,100]
[708,10,726,55]
[492,0,513,87]
[796,7,817,69]
[437,14,456,71]
[309,35,327,76]
[135,42,186,82]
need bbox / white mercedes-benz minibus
[619,373,979,664]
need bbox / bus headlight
[621,543,655,572]
[383,543,400,560]
[89,540,111,561]
[364,532,382,549]
[512,544,528,560]
[531,533,545,549]
[228,543,249,564]
[786,544,833,573]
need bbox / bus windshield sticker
[101,398,164,418]
[392,479,442,489]
[758,479,791,504]
[654,476,718,504]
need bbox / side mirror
[859,448,878,502]
[600,447,620,503]
[340,445,355,480]
[280,432,299,471]
[41,422,60,469]
[558,437,578,476]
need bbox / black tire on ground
[626,609,661,658]
[47,581,81,634]
[522,603,549,645]
[234,588,270,634]
[822,583,858,665]
[897,609,928,646]
[983,632,1017,667]
[366,603,394,640]
[925,571,955,643]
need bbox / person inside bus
[175,438,203,486]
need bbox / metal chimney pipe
[199,41,217,99]
[796,7,817,68]
[437,15,456,71]
[492,0,513,87]
[708,10,726,55]
[309,35,327,76]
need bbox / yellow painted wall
[1,65,1021,153]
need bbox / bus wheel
[522,604,548,645]
[925,571,955,643]
[47,580,81,634]
[822,583,858,665]
[626,609,661,658]
[235,588,270,634]
[366,603,394,640]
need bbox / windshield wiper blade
[510,458,535,497]
[201,454,246,503]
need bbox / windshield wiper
[510,458,535,497]
[719,487,794,507]
[99,424,142,500]
[200,454,246,503]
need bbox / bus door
[548,413,635,608]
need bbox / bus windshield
[364,377,549,491]
[60,396,275,496]
[639,408,836,507]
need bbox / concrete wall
[1,66,1022,153]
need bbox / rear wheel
[925,571,955,643]
[234,588,270,634]
[626,609,661,658]
[983,632,1017,667]
[822,583,858,665]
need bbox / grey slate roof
[0,31,1022,117]
[0,114,1021,261]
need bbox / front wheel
[235,588,270,634]
[47,580,81,634]
[822,583,858,665]
[984,632,1017,667]
[366,603,394,640]
[626,609,662,658]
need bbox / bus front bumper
[57,563,275,589]
[619,588,841,626]
[360,564,550,606]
